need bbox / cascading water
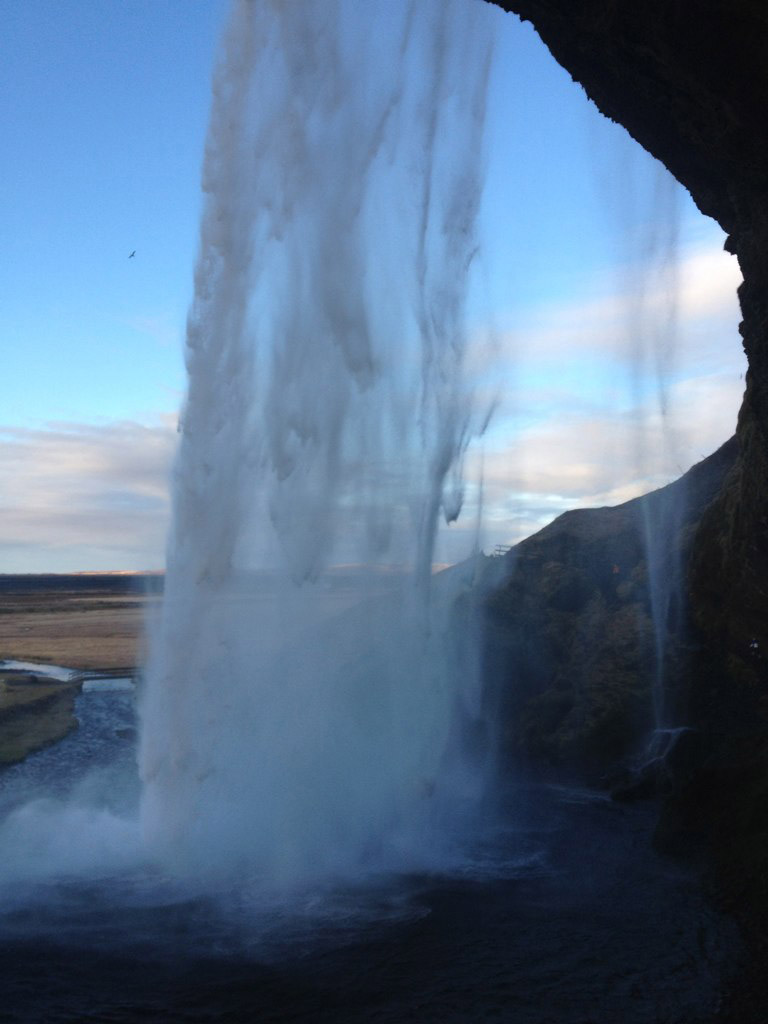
[603,148,689,756]
[139,0,496,888]
[625,170,685,741]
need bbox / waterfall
[625,169,684,738]
[601,143,687,750]
[139,0,495,888]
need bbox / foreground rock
[0,672,80,765]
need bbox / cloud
[0,368,744,572]
[0,418,176,571]
[455,369,744,552]
[441,234,746,553]
[493,239,742,375]
[0,237,746,572]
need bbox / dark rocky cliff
[485,437,738,781]
[484,0,768,943]
[485,1,768,690]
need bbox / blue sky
[1,0,225,424]
[0,0,744,572]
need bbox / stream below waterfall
[0,681,741,1023]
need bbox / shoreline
[0,573,152,766]
[0,674,82,766]
[0,664,140,767]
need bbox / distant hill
[0,573,164,595]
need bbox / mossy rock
[0,681,79,765]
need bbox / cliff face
[488,3,768,231]
[485,439,737,780]
[486,0,768,700]
[486,0,768,921]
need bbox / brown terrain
[0,573,161,672]
[0,574,161,765]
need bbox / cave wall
[488,2,768,233]
[486,0,768,914]
[487,0,768,714]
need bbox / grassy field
[0,573,161,672]
[0,574,161,764]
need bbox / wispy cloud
[447,237,745,553]
[456,369,743,554]
[0,418,176,571]
[0,238,745,572]
[493,239,742,372]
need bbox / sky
[0,0,744,573]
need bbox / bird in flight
[128,250,136,259]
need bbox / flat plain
[0,574,160,763]
[0,574,161,672]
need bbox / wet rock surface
[484,439,737,780]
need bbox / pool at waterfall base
[0,682,741,1023]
